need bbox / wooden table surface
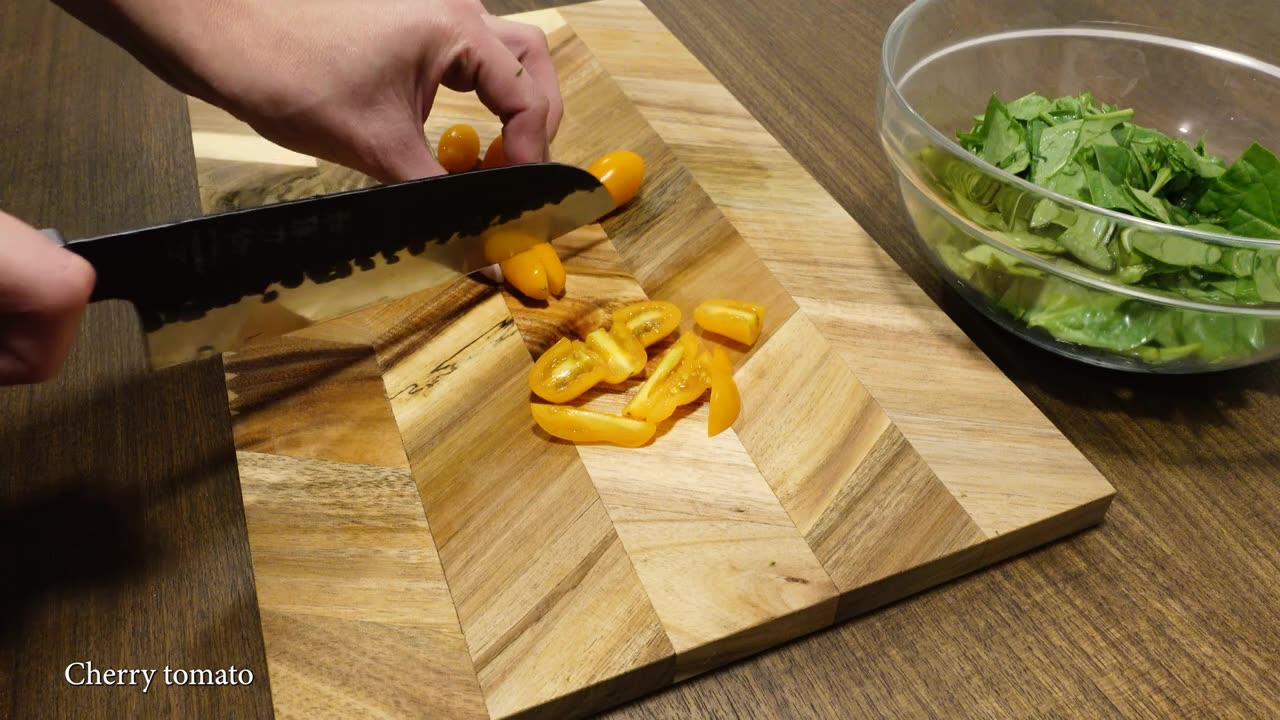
[3,0,1279,717]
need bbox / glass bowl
[878,0,1280,372]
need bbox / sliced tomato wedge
[530,404,657,447]
[528,337,605,403]
[528,243,566,297]
[585,326,647,384]
[612,300,681,347]
[707,347,740,436]
[694,299,766,346]
[647,337,711,423]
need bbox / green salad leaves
[922,91,1280,366]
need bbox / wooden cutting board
[189,2,1115,717]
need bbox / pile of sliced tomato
[528,298,764,447]
[431,125,756,447]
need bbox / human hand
[56,0,563,183]
[0,212,96,385]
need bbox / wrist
[53,0,254,104]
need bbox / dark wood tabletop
[3,0,1279,718]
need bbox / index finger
[442,25,550,165]
[483,17,563,142]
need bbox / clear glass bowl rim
[881,0,1280,251]
[880,0,1280,317]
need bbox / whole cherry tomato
[437,124,480,173]
[482,135,506,169]
[587,150,645,207]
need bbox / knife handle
[39,228,67,247]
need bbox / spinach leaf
[1024,289,1160,351]
[1006,93,1051,121]
[1168,139,1226,179]
[1196,143,1280,239]
[1123,185,1173,224]
[1124,229,1222,267]
[1254,251,1280,301]
[1084,165,1134,212]
[1044,162,1090,201]
[1033,121,1080,183]
[931,91,1280,366]
[1056,213,1115,271]
[979,95,1030,175]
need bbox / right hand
[55,0,564,183]
[0,211,96,385]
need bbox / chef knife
[42,162,615,369]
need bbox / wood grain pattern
[365,282,675,719]
[11,0,1280,717]
[186,2,1116,718]
[735,312,987,608]
[225,337,408,470]
[500,230,840,681]
[595,0,1280,717]
[0,2,273,718]
[237,451,486,719]
[560,0,1114,541]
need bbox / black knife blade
[48,162,614,368]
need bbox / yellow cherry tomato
[437,124,480,173]
[625,332,698,420]
[707,347,740,436]
[531,404,657,448]
[612,300,681,347]
[647,336,711,424]
[528,338,605,403]
[500,249,549,300]
[694,298,766,346]
[483,229,541,264]
[529,243,566,297]
[587,150,645,208]
[585,326,647,384]
[482,135,506,168]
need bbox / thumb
[0,212,96,384]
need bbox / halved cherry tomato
[707,347,740,436]
[612,300,681,347]
[528,337,605,403]
[483,229,541,264]
[500,250,549,300]
[437,124,480,173]
[587,150,645,208]
[531,404,657,448]
[694,299,766,346]
[528,243,566,297]
[482,135,506,168]
[585,326,646,384]
[625,332,698,420]
[647,337,711,423]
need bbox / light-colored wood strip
[503,233,838,680]
[224,337,408,470]
[365,278,675,719]
[564,4,1115,539]
[733,312,988,600]
[192,130,318,167]
[730,206,1116,534]
[238,451,487,719]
